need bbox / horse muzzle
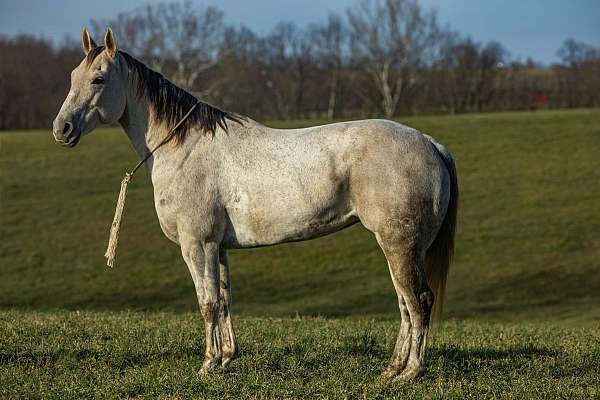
[52,118,80,147]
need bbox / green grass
[1,310,598,399]
[1,109,600,398]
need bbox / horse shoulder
[152,144,224,244]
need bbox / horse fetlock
[199,356,222,376]
[383,360,425,383]
[395,364,425,381]
[222,347,237,360]
[221,345,238,369]
[381,366,401,382]
[383,356,408,380]
[396,357,425,379]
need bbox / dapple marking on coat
[52,27,458,381]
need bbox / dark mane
[87,46,242,144]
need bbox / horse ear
[104,27,117,58]
[82,27,97,56]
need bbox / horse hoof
[380,367,400,382]
[221,357,234,370]
[393,365,425,382]
[198,359,221,376]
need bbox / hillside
[1,109,599,324]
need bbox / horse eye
[91,76,105,85]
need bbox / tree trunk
[327,70,338,120]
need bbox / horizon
[1,0,599,65]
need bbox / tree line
[1,0,599,130]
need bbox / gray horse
[53,27,458,381]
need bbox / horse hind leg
[376,219,434,381]
[381,294,412,380]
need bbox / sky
[1,0,599,65]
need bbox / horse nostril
[63,121,73,135]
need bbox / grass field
[1,311,598,399]
[1,109,599,398]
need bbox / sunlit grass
[1,310,598,399]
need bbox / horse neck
[117,72,169,175]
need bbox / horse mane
[86,46,242,145]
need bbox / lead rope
[104,101,200,267]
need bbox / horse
[52,27,458,382]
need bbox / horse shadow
[424,344,561,378]
[1,333,565,379]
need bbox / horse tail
[424,138,458,321]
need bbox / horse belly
[223,186,357,248]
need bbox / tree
[310,13,347,119]
[346,0,440,117]
[0,35,79,130]
[555,39,600,108]
[558,38,600,67]
[91,1,225,94]
[215,26,268,117]
[262,23,316,119]
[433,34,507,113]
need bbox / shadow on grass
[426,343,562,378]
[0,346,201,371]
[0,339,566,379]
[435,343,558,361]
[448,299,563,318]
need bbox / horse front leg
[181,240,222,375]
[199,242,223,374]
[218,249,238,368]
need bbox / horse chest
[152,173,217,244]
[154,192,180,243]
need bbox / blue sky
[1,0,598,64]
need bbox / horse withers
[53,27,458,381]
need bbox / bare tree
[91,1,225,94]
[435,33,478,113]
[0,35,79,130]
[558,38,600,66]
[433,33,508,113]
[555,39,600,108]
[215,26,271,117]
[347,0,440,117]
[474,42,507,111]
[262,22,316,119]
[310,13,346,119]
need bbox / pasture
[1,109,599,398]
